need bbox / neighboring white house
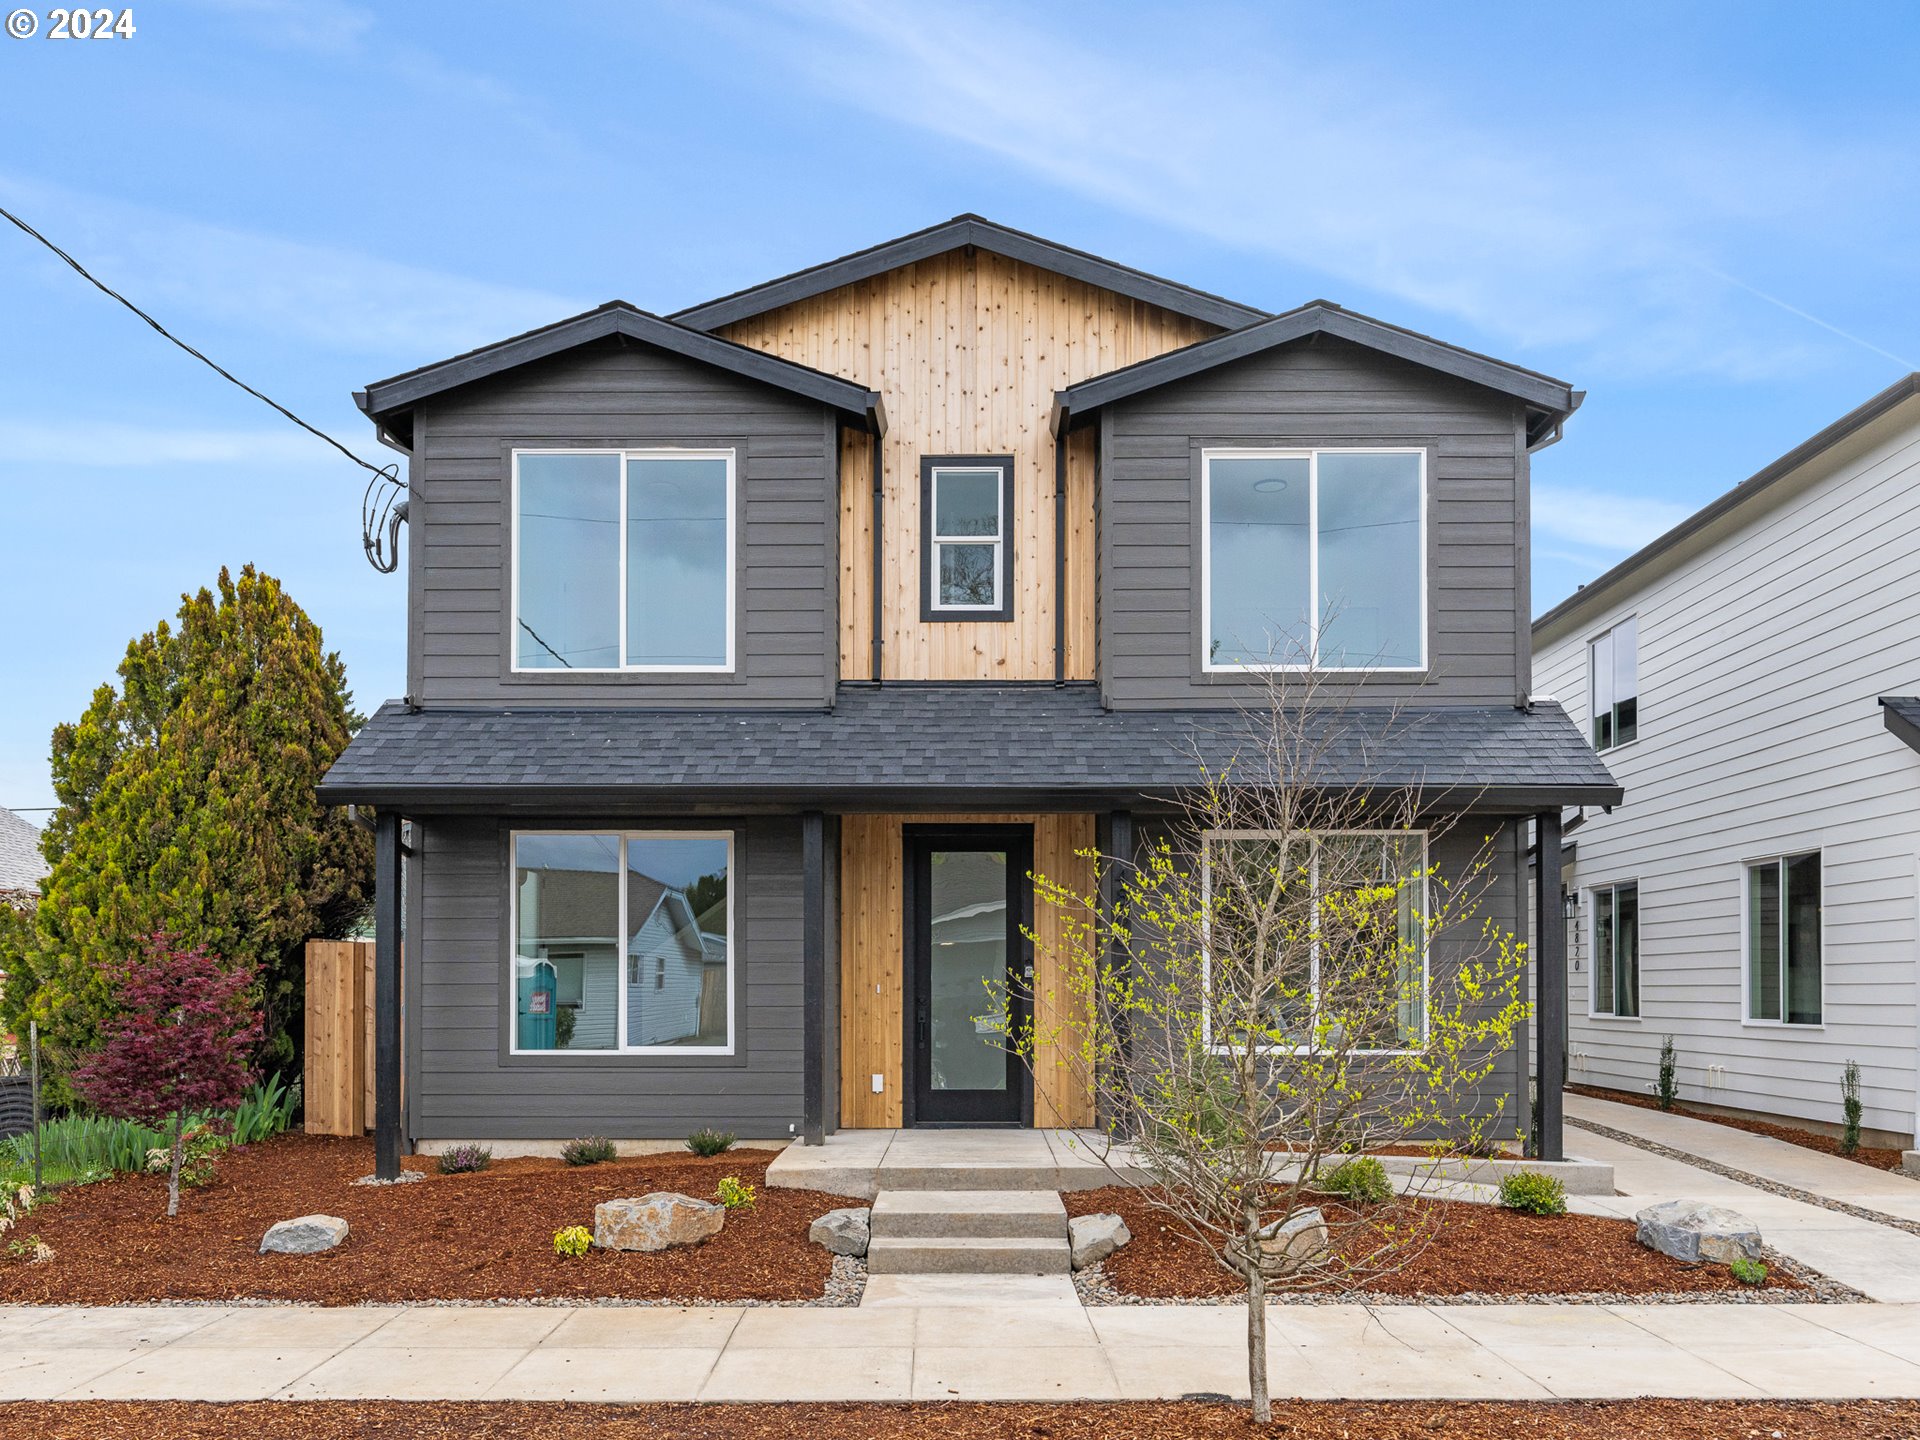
[1534,374,1920,1148]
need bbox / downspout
[870,428,884,683]
[1053,416,1068,685]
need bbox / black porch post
[373,810,404,1182]
[801,810,827,1146]
[1534,808,1566,1163]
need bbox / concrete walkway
[7,1294,1920,1403]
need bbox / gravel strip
[1568,1115,1920,1238]
[1073,1245,1860,1306]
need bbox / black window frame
[920,454,1016,623]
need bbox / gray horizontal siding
[1098,336,1526,709]
[407,813,807,1141]
[410,339,838,708]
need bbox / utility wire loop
[0,202,409,573]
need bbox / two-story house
[1535,374,1920,1160]
[318,216,1619,1177]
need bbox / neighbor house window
[1202,831,1427,1052]
[1203,449,1425,670]
[513,449,734,672]
[921,456,1014,621]
[1589,882,1639,1017]
[511,831,733,1054]
[1747,852,1821,1025]
[1589,618,1638,749]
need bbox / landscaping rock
[1634,1199,1763,1265]
[809,1206,871,1257]
[1069,1213,1131,1270]
[259,1214,349,1255]
[594,1192,725,1252]
[1259,1206,1330,1273]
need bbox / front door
[905,826,1033,1125]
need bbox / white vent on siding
[1571,1051,1589,1071]
[1705,1064,1728,1090]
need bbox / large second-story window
[921,456,1015,622]
[1203,449,1425,671]
[1589,617,1637,749]
[513,449,734,672]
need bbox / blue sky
[2,0,1915,811]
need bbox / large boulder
[594,1192,725,1252]
[260,1214,349,1255]
[1259,1207,1330,1273]
[809,1207,871,1257]
[1069,1213,1131,1270]
[1634,1200,1763,1265]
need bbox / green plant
[228,1072,301,1145]
[554,1005,577,1049]
[1841,1060,1863,1156]
[1729,1257,1768,1287]
[561,1136,616,1167]
[1657,1034,1678,1112]
[1497,1170,1568,1216]
[715,1175,756,1211]
[5,1234,53,1264]
[686,1128,736,1157]
[144,1122,227,1192]
[436,1144,492,1175]
[553,1224,592,1258]
[0,1076,298,1189]
[1320,1156,1392,1205]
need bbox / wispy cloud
[736,0,1910,382]
[1532,483,1693,556]
[0,175,581,357]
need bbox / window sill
[1739,1020,1825,1032]
[1584,1013,1642,1023]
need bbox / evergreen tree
[0,566,372,1091]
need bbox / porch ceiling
[318,684,1620,814]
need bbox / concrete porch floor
[765,1128,1149,1199]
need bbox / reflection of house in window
[625,871,730,1047]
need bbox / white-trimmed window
[510,831,733,1055]
[1589,617,1638,750]
[1746,852,1822,1026]
[1202,448,1426,671]
[1589,881,1639,1018]
[512,449,735,672]
[1201,830,1428,1053]
[922,455,1014,621]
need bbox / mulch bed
[1570,1084,1914,1174]
[7,1400,1920,1440]
[0,1134,861,1306]
[1063,1185,1802,1299]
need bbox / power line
[0,203,407,572]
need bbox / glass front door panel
[927,849,1009,1093]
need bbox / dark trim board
[670,214,1267,334]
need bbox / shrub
[1841,1060,1863,1156]
[1657,1035,1678,1112]
[561,1136,617,1167]
[1497,1170,1567,1216]
[553,1225,592,1258]
[229,1072,301,1145]
[437,1144,493,1175]
[686,1128,736,1157]
[1729,1257,1768,1287]
[715,1175,756,1211]
[1320,1156,1392,1205]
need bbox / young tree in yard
[1005,669,1530,1423]
[72,933,260,1217]
[0,566,371,1092]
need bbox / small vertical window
[1589,617,1638,750]
[921,456,1014,621]
[1589,882,1639,1017]
[1747,852,1821,1024]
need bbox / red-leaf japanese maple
[72,932,261,1217]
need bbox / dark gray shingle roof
[320,686,1619,813]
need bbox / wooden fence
[303,939,374,1136]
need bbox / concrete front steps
[865,1189,1072,1275]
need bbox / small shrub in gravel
[436,1145,492,1175]
[1657,1035,1678,1112]
[686,1128,736,1157]
[1730,1257,1768,1286]
[1320,1157,1392,1205]
[561,1136,616,1167]
[716,1175,757,1211]
[552,1225,592,1258]
[1498,1171,1567,1216]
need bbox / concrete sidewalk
[6,1294,1920,1403]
